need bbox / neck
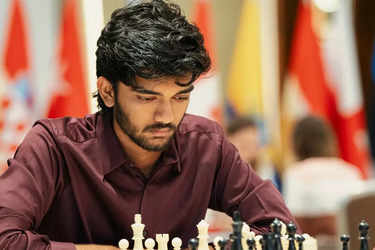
[113,120,161,176]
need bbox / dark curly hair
[94,0,211,113]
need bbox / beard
[113,101,176,152]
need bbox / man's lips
[148,128,173,136]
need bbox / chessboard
[118,211,320,250]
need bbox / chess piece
[172,237,182,250]
[241,223,252,250]
[271,219,282,250]
[145,238,156,250]
[263,233,274,250]
[131,214,145,250]
[214,236,224,250]
[246,239,255,250]
[119,239,130,250]
[296,235,305,250]
[231,211,243,250]
[287,222,297,250]
[189,238,199,250]
[156,234,169,250]
[218,239,228,250]
[359,220,369,250]
[197,220,209,250]
[340,235,350,250]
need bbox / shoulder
[177,114,224,137]
[33,113,99,143]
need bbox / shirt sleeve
[211,137,298,234]
[0,121,76,250]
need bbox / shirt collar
[97,111,181,178]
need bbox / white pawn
[213,236,223,250]
[171,237,182,250]
[118,239,129,250]
[156,233,169,250]
[131,214,145,250]
[196,220,209,250]
[145,238,156,250]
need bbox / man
[0,1,296,249]
[227,117,282,192]
[284,115,363,249]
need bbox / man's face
[228,127,260,167]
[113,75,193,152]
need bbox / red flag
[0,0,33,174]
[283,1,370,178]
[187,0,222,123]
[47,0,89,118]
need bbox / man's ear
[97,76,115,108]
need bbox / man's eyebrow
[176,85,194,95]
[132,88,161,95]
[132,85,194,95]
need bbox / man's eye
[174,96,189,102]
[137,96,156,102]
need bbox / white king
[131,214,145,250]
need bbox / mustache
[143,123,176,132]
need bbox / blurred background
[0,0,374,247]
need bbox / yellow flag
[226,0,262,116]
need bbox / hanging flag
[282,0,370,178]
[186,0,222,123]
[226,0,262,119]
[47,0,89,118]
[0,0,33,174]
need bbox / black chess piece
[231,210,243,250]
[246,238,256,250]
[264,233,275,250]
[218,239,228,250]
[271,219,282,250]
[296,235,305,250]
[287,222,297,250]
[340,234,350,250]
[188,238,199,250]
[359,220,369,250]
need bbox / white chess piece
[119,239,129,250]
[196,220,209,250]
[156,233,169,250]
[145,238,156,250]
[241,222,251,250]
[171,237,182,250]
[213,236,223,250]
[131,214,145,250]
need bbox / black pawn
[287,222,297,250]
[188,238,199,250]
[340,234,350,250]
[271,219,282,250]
[359,220,369,250]
[246,238,256,250]
[296,235,305,250]
[218,239,228,250]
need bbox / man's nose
[154,100,174,124]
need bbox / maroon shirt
[0,112,296,249]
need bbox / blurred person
[0,1,297,249]
[227,116,282,192]
[284,115,363,249]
